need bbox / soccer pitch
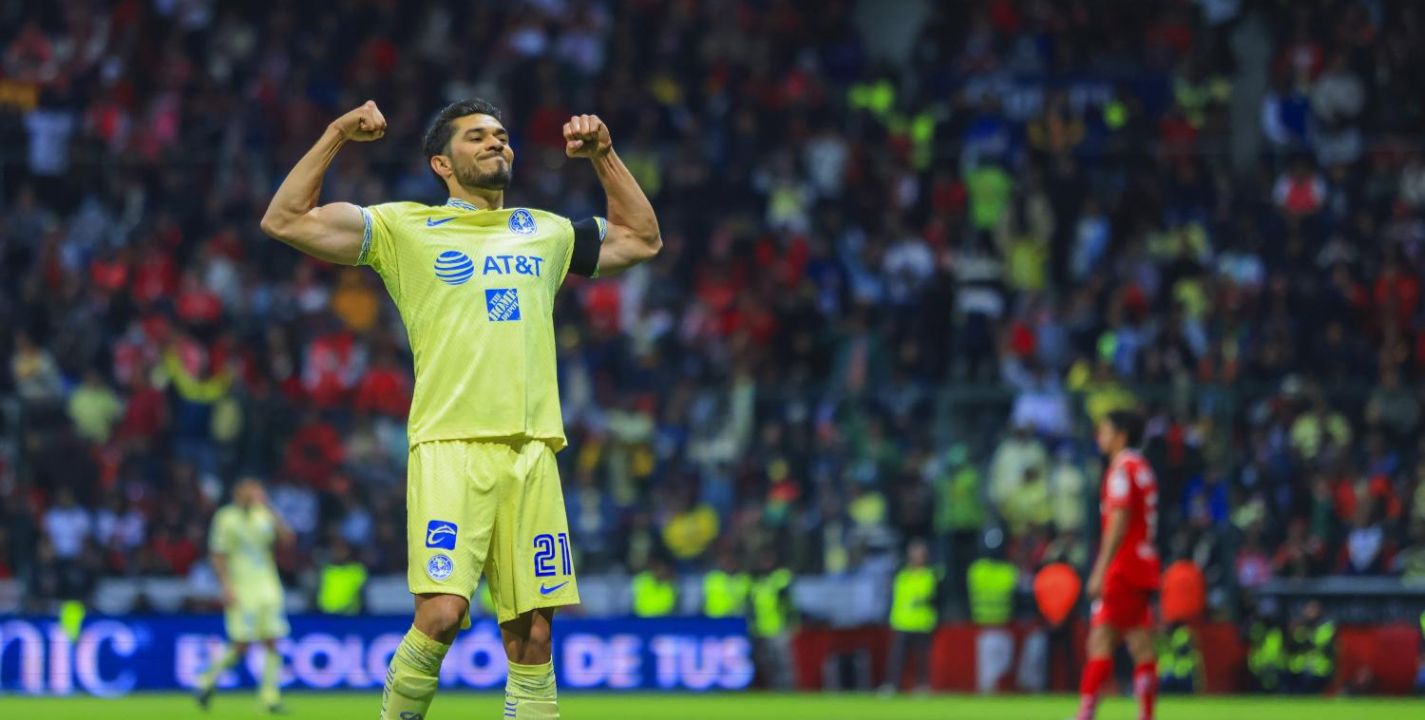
[1,693,1422,719]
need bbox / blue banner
[0,615,752,696]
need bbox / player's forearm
[260,126,347,237]
[1093,511,1129,574]
[592,148,661,249]
[272,514,295,545]
[211,554,231,591]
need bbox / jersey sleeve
[1103,463,1133,512]
[357,203,404,293]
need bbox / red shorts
[1091,575,1156,630]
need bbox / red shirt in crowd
[283,420,345,490]
[354,365,412,418]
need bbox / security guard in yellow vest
[967,556,1017,626]
[475,579,496,617]
[848,77,896,121]
[1286,601,1334,694]
[316,540,367,614]
[1248,616,1285,693]
[879,540,939,694]
[703,551,751,619]
[1157,623,1202,693]
[750,552,795,689]
[632,558,678,618]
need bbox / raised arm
[259,101,388,265]
[563,114,661,276]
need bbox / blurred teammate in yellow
[195,478,294,714]
[260,99,660,719]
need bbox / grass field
[1,692,1422,719]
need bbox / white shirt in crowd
[44,504,92,559]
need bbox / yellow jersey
[358,198,605,450]
[209,504,283,604]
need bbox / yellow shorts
[224,596,289,643]
[407,438,580,623]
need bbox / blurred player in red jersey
[1076,410,1160,720]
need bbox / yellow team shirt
[209,504,283,604]
[358,198,604,450]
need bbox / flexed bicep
[261,201,367,265]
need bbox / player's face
[235,481,263,508]
[1095,420,1121,456]
[446,113,514,191]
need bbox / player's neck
[448,188,504,210]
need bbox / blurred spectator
[661,492,719,564]
[989,425,1048,518]
[11,331,63,402]
[67,367,122,444]
[1391,524,1425,582]
[1343,506,1389,575]
[1001,466,1051,539]
[93,495,146,573]
[43,489,90,561]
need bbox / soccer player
[1076,410,1160,720]
[195,478,294,713]
[259,99,660,719]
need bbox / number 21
[533,532,573,577]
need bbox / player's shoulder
[212,504,239,525]
[1114,449,1147,469]
[1117,450,1157,486]
[367,200,439,224]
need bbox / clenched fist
[563,114,612,159]
[331,100,387,142]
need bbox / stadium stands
[2,0,1425,637]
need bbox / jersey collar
[445,198,482,212]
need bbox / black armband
[570,217,606,277]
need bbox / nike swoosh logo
[539,581,569,595]
[426,217,456,227]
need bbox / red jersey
[1100,450,1161,589]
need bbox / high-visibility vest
[317,562,367,615]
[632,572,677,618]
[888,567,938,633]
[703,570,751,618]
[477,581,495,616]
[848,80,896,119]
[750,569,793,638]
[1248,623,1284,690]
[1289,621,1335,678]
[1158,625,1198,682]
[967,558,1016,625]
[887,111,938,171]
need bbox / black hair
[421,98,504,178]
[1104,409,1145,449]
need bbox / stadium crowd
[3,0,1425,627]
